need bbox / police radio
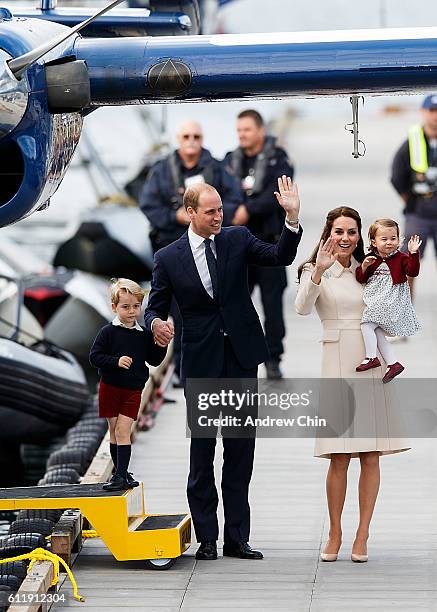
[413,167,437,196]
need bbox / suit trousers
[186,337,257,544]
[248,265,287,362]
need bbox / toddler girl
[355,218,421,383]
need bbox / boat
[53,203,154,282]
[0,234,113,366]
[23,269,113,364]
[0,337,89,445]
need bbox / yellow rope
[82,529,99,538]
[0,548,85,602]
[46,529,99,540]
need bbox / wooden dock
[55,109,437,611]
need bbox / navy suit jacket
[144,225,302,379]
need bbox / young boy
[89,278,167,491]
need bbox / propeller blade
[8,0,125,79]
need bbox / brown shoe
[382,362,404,383]
[356,357,381,372]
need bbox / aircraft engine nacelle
[0,14,87,227]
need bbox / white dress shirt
[188,226,217,299]
[187,222,298,298]
[151,221,299,333]
[112,316,143,331]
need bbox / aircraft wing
[74,27,437,107]
[12,7,197,37]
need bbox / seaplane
[1,0,437,228]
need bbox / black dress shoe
[102,474,130,492]
[195,541,217,560]
[223,542,263,559]
[266,360,283,380]
[126,472,139,487]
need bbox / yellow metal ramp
[0,483,191,565]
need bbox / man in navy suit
[144,176,302,560]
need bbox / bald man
[140,120,241,381]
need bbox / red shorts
[98,381,142,420]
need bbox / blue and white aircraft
[1,0,437,227]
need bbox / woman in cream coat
[295,206,409,563]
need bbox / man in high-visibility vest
[391,94,437,299]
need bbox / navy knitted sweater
[89,324,166,390]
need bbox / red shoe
[356,357,381,372]
[382,362,404,384]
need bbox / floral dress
[361,252,420,337]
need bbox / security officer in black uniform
[223,109,295,379]
[391,94,437,301]
[140,120,241,381]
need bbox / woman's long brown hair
[297,206,366,281]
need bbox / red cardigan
[355,250,420,285]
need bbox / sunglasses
[181,134,202,140]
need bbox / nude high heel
[351,538,368,562]
[320,540,341,562]
[320,552,338,562]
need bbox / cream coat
[295,259,410,459]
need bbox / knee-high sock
[116,444,131,478]
[375,327,396,365]
[361,322,378,359]
[109,443,117,468]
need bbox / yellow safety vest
[408,124,428,173]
